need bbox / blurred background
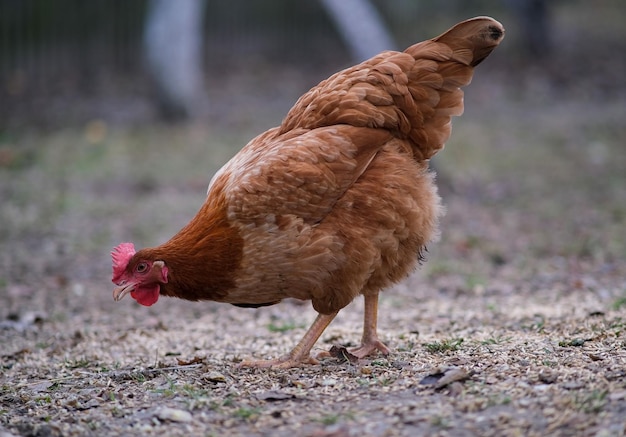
[0,0,624,310]
[2,0,624,129]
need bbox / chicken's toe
[349,339,391,359]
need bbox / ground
[1,14,626,436]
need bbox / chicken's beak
[113,282,135,302]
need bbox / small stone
[609,391,626,401]
[360,366,372,375]
[538,369,558,384]
[204,371,227,382]
[30,381,54,393]
[155,407,192,422]
[447,381,464,396]
[256,390,294,402]
[75,398,101,410]
[290,379,308,389]
[562,381,585,390]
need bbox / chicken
[111,17,504,368]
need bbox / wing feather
[216,126,393,226]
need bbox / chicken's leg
[350,291,390,358]
[240,311,338,368]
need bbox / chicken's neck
[146,194,244,302]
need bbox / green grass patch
[267,319,304,333]
[424,338,464,353]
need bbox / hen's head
[111,242,168,306]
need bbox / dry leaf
[328,345,359,364]
[176,356,204,366]
[419,367,470,390]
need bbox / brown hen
[111,17,504,368]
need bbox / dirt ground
[2,10,626,437]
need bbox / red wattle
[131,286,160,306]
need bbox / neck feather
[142,192,243,302]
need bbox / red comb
[111,242,136,282]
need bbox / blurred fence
[0,0,342,127]
[1,0,624,129]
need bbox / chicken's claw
[239,312,338,369]
[315,339,390,362]
[349,339,391,359]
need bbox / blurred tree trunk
[319,0,396,62]
[144,0,208,120]
[506,0,552,58]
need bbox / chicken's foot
[349,292,390,358]
[240,311,338,368]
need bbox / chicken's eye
[136,262,148,273]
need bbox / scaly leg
[349,292,390,358]
[240,311,338,368]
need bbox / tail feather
[280,16,504,161]
[432,16,506,67]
